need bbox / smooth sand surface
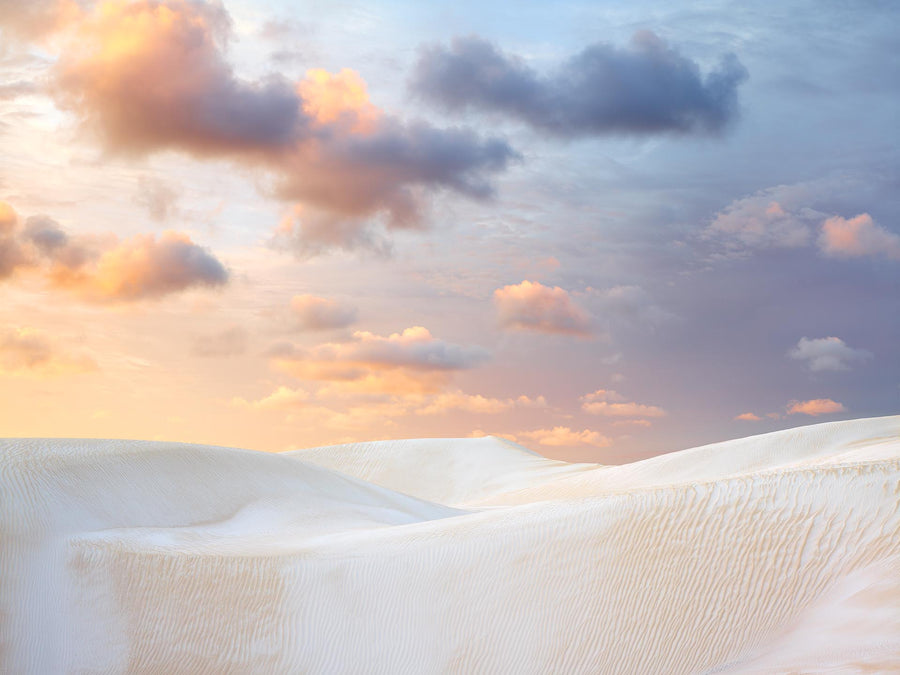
[2,416,898,673]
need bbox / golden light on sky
[0,0,897,462]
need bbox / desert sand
[2,416,898,673]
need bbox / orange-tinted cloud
[54,0,300,155]
[519,426,611,448]
[734,412,762,421]
[818,213,900,260]
[704,193,817,253]
[580,389,666,418]
[298,68,380,134]
[269,326,489,394]
[494,280,592,336]
[0,326,97,376]
[0,202,17,232]
[232,385,310,411]
[0,203,228,301]
[416,391,546,415]
[55,230,228,302]
[289,294,357,331]
[786,398,846,416]
[49,0,514,253]
[0,0,84,41]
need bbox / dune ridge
[2,417,898,673]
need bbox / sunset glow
[0,0,896,462]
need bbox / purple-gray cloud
[411,31,747,137]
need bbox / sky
[0,0,897,462]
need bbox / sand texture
[2,416,899,673]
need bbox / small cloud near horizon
[786,398,846,416]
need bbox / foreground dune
[2,417,898,673]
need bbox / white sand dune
[2,417,898,673]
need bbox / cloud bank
[580,389,667,419]
[269,326,490,394]
[48,0,515,252]
[519,426,611,448]
[411,31,747,137]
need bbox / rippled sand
[3,416,898,673]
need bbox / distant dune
[2,417,898,673]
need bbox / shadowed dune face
[2,417,899,673]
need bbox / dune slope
[2,417,898,673]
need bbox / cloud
[786,398,846,416]
[702,187,823,254]
[818,213,900,260]
[269,326,489,394]
[469,430,519,443]
[270,117,515,254]
[0,0,84,41]
[494,280,592,336]
[734,412,762,421]
[589,285,674,327]
[135,176,181,222]
[192,326,247,357]
[0,80,39,100]
[49,0,515,253]
[0,202,17,232]
[580,389,666,418]
[53,0,301,155]
[519,426,611,448]
[702,182,899,262]
[58,230,228,302]
[415,391,546,416]
[0,326,97,376]
[411,31,747,137]
[232,385,310,411]
[0,203,228,301]
[788,336,872,372]
[0,202,28,279]
[289,294,357,331]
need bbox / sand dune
[2,417,898,673]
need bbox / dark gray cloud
[411,31,747,137]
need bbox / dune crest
[2,417,899,673]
